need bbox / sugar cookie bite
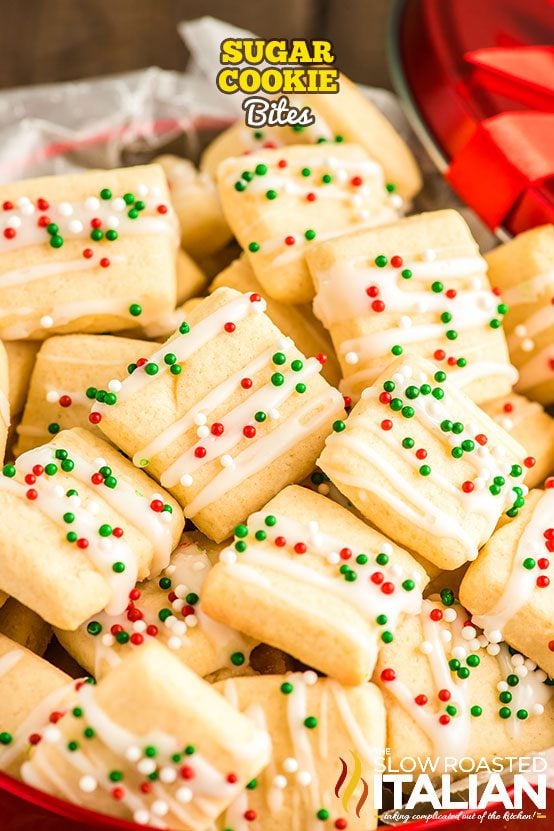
[0,165,178,340]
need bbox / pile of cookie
[0,73,552,831]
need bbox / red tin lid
[389,0,554,236]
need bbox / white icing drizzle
[162,356,322,489]
[383,600,471,761]
[1,445,139,615]
[21,680,257,829]
[0,678,76,770]
[501,270,554,309]
[219,510,423,635]
[184,387,343,519]
[321,362,526,558]
[0,191,176,257]
[92,292,268,410]
[0,649,23,679]
[81,540,252,675]
[515,343,554,393]
[0,254,125,290]
[471,489,554,641]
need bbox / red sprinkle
[316,353,328,364]
[112,787,124,801]
[113,527,124,538]
[380,668,396,682]
[447,356,457,366]
[370,571,384,585]
[439,715,451,725]
[136,358,148,367]
[343,395,352,409]
[244,810,257,821]
[415,694,428,706]
[130,633,144,646]
[2,201,13,210]
[549,641,554,652]
[211,423,224,436]
[379,392,392,404]
[524,456,536,469]
[24,474,36,485]
[351,176,362,187]
[224,322,236,333]
[381,419,393,431]
[335,821,348,830]
[430,609,443,621]
[381,582,395,594]
[59,395,72,408]
[99,257,110,268]
[90,217,102,229]
[146,625,158,637]
[438,689,451,701]
[434,349,446,361]
[3,227,15,239]
[49,711,64,723]
[76,538,89,549]
[275,536,287,547]
[157,204,168,214]
[415,448,427,460]
[129,589,141,601]
[226,773,238,784]
[294,542,307,554]
[475,434,488,446]
[180,766,195,780]
[37,215,50,227]
[111,624,124,636]
[29,733,42,746]
[277,159,287,168]
[194,447,207,458]
[306,192,316,201]
[340,548,352,560]
[241,378,253,389]
[32,465,44,476]
[371,299,385,313]
[37,198,49,211]
[249,293,261,303]
[390,255,403,268]
[243,425,256,439]
[366,285,379,298]
[26,489,38,500]
[284,235,295,246]
[89,412,102,425]
[462,481,475,493]
[140,782,152,794]
[537,558,549,569]
[503,402,514,413]
[91,472,103,485]
[445,289,457,299]
[150,499,164,512]
[536,576,550,588]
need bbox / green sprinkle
[507,674,519,687]
[271,372,284,386]
[402,579,415,591]
[66,531,77,543]
[116,631,129,644]
[451,447,463,459]
[401,269,412,279]
[72,707,83,718]
[376,552,389,566]
[129,303,142,317]
[235,524,248,538]
[356,554,368,565]
[440,588,455,606]
[499,707,511,719]
[461,440,475,452]
[499,691,512,703]
[112,562,125,573]
[100,188,112,200]
[145,363,159,376]
[255,164,267,176]
[405,386,420,399]
[87,621,102,636]
[235,540,247,553]
[449,659,461,671]
[280,682,294,695]
[254,411,266,422]
[446,705,457,716]
[516,709,528,720]
[301,167,311,177]
[123,193,135,205]
[170,365,181,375]
[179,322,190,334]
[109,770,123,781]
[84,727,95,739]
[452,422,464,434]
[466,654,480,667]
[470,706,482,717]
[98,524,112,537]
[304,716,318,729]
[2,464,15,478]
[106,229,118,241]
[104,476,117,488]
[441,312,452,323]
[376,614,388,625]
[322,174,332,184]
[457,667,470,679]
[45,463,57,476]
[90,228,103,241]
[490,319,501,329]
[0,732,12,745]
[381,631,394,643]
[231,652,245,666]
[431,281,443,293]
[419,465,431,476]
[159,577,172,590]
[332,420,346,432]
[304,229,316,240]
[295,383,306,394]
[391,345,403,356]
[49,235,64,248]
[67,741,79,751]
[390,398,403,411]
[272,352,286,365]
[317,809,330,821]
[63,512,75,524]
[402,437,415,449]
[523,558,536,570]
[401,405,414,418]
[441,420,453,432]
[246,779,257,790]
[265,515,277,526]
[248,241,260,252]
[185,592,199,605]
[375,255,388,268]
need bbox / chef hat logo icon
[335,751,369,817]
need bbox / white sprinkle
[159,766,177,784]
[8,215,21,228]
[176,786,193,803]
[515,666,528,679]
[532,704,544,716]
[88,500,100,516]
[172,598,185,613]
[443,608,457,623]
[399,315,412,328]
[40,315,54,328]
[133,620,147,633]
[180,473,193,487]
[345,351,359,365]
[108,379,122,392]
[269,408,281,420]
[46,390,59,403]
[514,324,527,338]
[486,643,500,656]
[390,193,404,209]
[524,659,537,671]
[510,653,524,666]
[102,634,115,647]
[112,197,126,211]
[84,197,100,211]
[194,412,207,426]
[462,626,477,641]
[381,542,393,556]
[21,202,35,216]
[106,215,120,229]
[303,671,318,686]
[79,775,97,793]
[536,670,547,682]
[220,454,234,468]
[452,646,467,660]
[470,639,481,652]
[197,425,210,439]
[497,681,508,692]
[151,800,169,817]
[43,726,61,743]
[283,757,298,773]
[168,636,182,650]
[487,629,502,644]
[133,810,150,825]
[192,561,206,572]
[58,202,73,216]
[273,775,287,789]
[420,641,433,654]
[220,548,237,565]
[440,630,452,643]
[137,758,157,775]
[175,584,188,599]
[422,248,436,262]
[172,620,187,636]
[136,183,149,197]
[184,615,198,628]
[297,770,312,786]
[521,338,535,353]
